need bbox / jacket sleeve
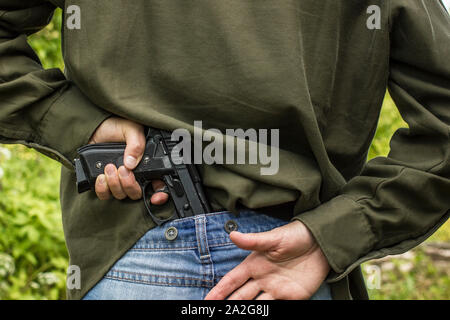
[292,0,450,282]
[0,0,111,168]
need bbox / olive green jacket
[0,0,449,300]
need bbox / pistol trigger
[141,182,173,226]
[154,185,170,195]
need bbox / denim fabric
[83,210,332,300]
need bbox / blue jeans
[83,210,332,300]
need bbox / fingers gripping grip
[74,128,212,226]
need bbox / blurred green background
[0,9,448,300]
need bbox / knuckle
[100,194,111,201]
[240,263,252,276]
[95,191,104,200]
[95,185,105,195]
[128,141,144,155]
[105,170,118,183]
[224,273,239,287]
[95,179,107,195]
[128,193,142,201]
[266,250,284,261]
[119,175,134,188]
[125,184,142,200]
[96,195,107,201]
[107,178,119,189]
[109,183,126,199]
[112,191,127,200]
[95,188,110,200]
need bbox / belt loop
[233,203,245,218]
[195,215,210,260]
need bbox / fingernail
[105,165,115,176]
[98,175,106,185]
[118,166,130,178]
[125,156,137,168]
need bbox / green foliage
[0,8,448,300]
[366,93,449,299]
[363,248,450,300]
[0,9,66,300]
[368,92,407,160]
[429,224,450,243]
[0,145,66,300]
[28,8,64,71]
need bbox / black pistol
[74,127,212,225]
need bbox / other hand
[205,220,330,300]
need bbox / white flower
[37,272,59,286]
[0,253,15,277]
[381,262,395,271]
[399,262,414,273]
[0,147,11,160]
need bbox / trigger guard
[142,183,175,226]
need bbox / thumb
[229,230,280,252]
[123,124,146,170]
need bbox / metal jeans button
[224,220,238,234]
[165,226,178,241]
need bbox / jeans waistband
[134,210,289,250]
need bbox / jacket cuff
[36,84,111,168]
[291,195,376,282]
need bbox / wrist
[291,220,331,272]
[290,219,317,251]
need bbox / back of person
[0,0,449,300]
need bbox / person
[0,0,448,300]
